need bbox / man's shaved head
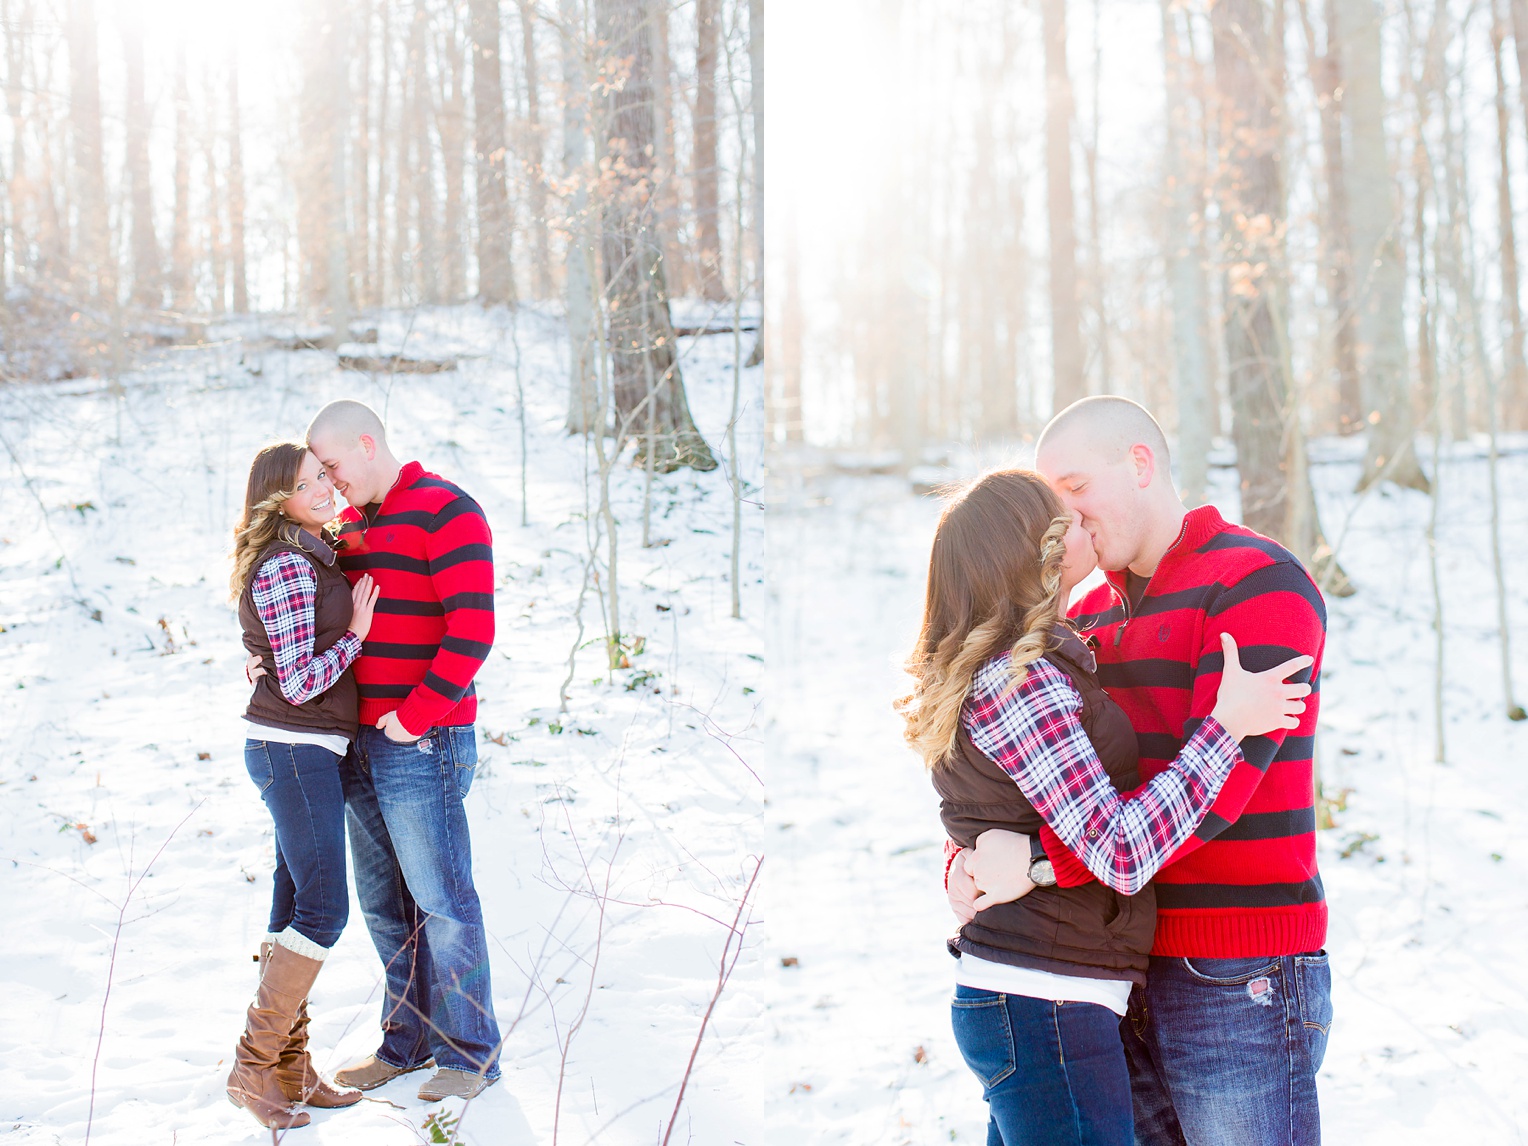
[1036,396,1170,472]
[306,400,388,451]
[1033,396,1186,576]
[305,400,399,508]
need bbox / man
[950,396,1330,1144]
[307,400,502,1100]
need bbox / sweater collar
[362,460,424,525]
[1102,503,1229,596]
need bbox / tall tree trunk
[562,0,599,433]
[693,0,728,301]
[561,0,598,431]
[1042,0,1086,412]
[122,8,160,310]
[1339,0,1429,490]
[170,46,192,310]
[228,47,249,313]
[518,0,552,299]
[471,0,515,305]
[651,2,686,298]
[409,0,437,304]
[66,0,111,302]
[376,0,393,304]
[1495,0,1528,430]
[436,5,468,301]
[201,69,226,315]
[1298,0,1362,432]
[3,0,28,285]
[746,0,763,365]
[296,1,351,327]
[1163,0,1211,506]
[594,0,716,471]
[354,0,373,307]
[1213,0,1346,589]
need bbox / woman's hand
[947,849,979,925]
[349,574,381,642]
[1209,632,1314,741]
[966,829,1038,912]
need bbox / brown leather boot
[227,941,322,1128]
[257,942,362,1109]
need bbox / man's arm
[1160,559,1325,863]
[393,498,496,736]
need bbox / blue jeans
[340,724,501,1078]
[1122,952,1333,1146]
[244,739,349,949]
[951,984,1134,1146]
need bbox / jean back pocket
[950,989,1016,1091]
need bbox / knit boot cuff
[273,927,331,962]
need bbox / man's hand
[377,710,420,744]
[967,829,1037,911]
[947,849,978,925]
[245,653,266,685]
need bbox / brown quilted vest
[932,624,1156,984]
[240,528,359,740]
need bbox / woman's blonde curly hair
[229,442,310,599]
[896,469,1072,770]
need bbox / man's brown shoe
[333,1054,434,1091]
[416,1068,498,1101]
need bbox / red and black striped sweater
[1040,504,1327,959]
[335,461,494,736]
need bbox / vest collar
[278,522,340,567]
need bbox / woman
[897,470,1310,1146]
[226,442,379,1129]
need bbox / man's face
[1036,433,1145,573]
[308,431,375,509]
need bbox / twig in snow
[660,855,761,1146]
[86,801,205,1146]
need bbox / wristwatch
[1028,833,1057,888]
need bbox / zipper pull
[1114,623,1126,648]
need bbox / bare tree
[1494,0,1528,429]
[1297,0,1362,433]
[1163,0,1212,505]
[121,8,160,310]
[228,45,248,313]
[471,0,515,305]
[594,0,717,472]
[1340,0,1430,490]
[1043,0,1086,411]
[693,0,728,301]
[170,46,192,310]
[66,0,110,302]
[518,0,553,299]
[436,2,469,301]
[561,0,598,432]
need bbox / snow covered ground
[764,435,1528,1144]
[0,304,763,1144]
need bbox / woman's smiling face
[280,451,336,530]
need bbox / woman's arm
[962,654,1240,896]
[250,552,362,705]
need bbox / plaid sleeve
[250,552,361,706]
[962,654,1242,896]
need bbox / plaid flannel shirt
[250,551,362,705]
[962,653,1242,896]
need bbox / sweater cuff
[943,840,963,889]
[1039,822,1094,888]
[394,695,435,738]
